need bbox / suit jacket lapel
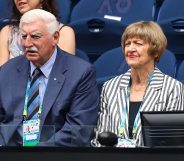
[15,58,30,118]
[40,48,67,128]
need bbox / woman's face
[124,37,155,69]
[14,0,42,14]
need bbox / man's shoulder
[58,48,93,70]
[0,55,26,72]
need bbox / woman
[95,21,184,147]
[0,0,76,65]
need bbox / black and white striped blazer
[96,67,184,147]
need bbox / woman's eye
[125,42,130,46]
[135,42,143,46]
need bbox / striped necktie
[27,68,42,120]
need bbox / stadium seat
[76,49,90,62]
[176,61,184,84]
[94,46,128,79]
[0,18,18,30]
[70,18,124,62]
[69,0,156,62]
[55,0,72,24]
[157,0,184,59]
[0,0,12,19]
[94,46,128,91]
[156,49,177,78]
[70,0,155,23]
[94,47,177,91]
[153,0,165,21]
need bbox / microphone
[97,132,118,147]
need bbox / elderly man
[0,9,99,147]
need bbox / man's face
[21,19,59,67]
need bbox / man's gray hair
[19,9,59,35]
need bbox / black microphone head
[97,132,118,147]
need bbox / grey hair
[19,9,59,35]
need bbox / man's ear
[53,31,60,43]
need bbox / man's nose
[23,35,33,47]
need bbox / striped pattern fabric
[95,67,184,147]
[27,68,42,120]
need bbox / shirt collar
[30,47,57,78]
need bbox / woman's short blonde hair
[121,21,167,62]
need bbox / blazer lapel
[40,49,67,128]
[140,67,164,112]
[135,67,164,144]
[117,70,131,138]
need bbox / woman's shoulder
[0,25,18,37]
[0,25,11,46]
[58,23,76,54]
[59,24,74,34]
[164,73,183,86]
[102,73,126,91]
[104,70,130,85]
[154,67,183,87]
[0,25,10,35]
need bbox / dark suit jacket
[0,47,99,147]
